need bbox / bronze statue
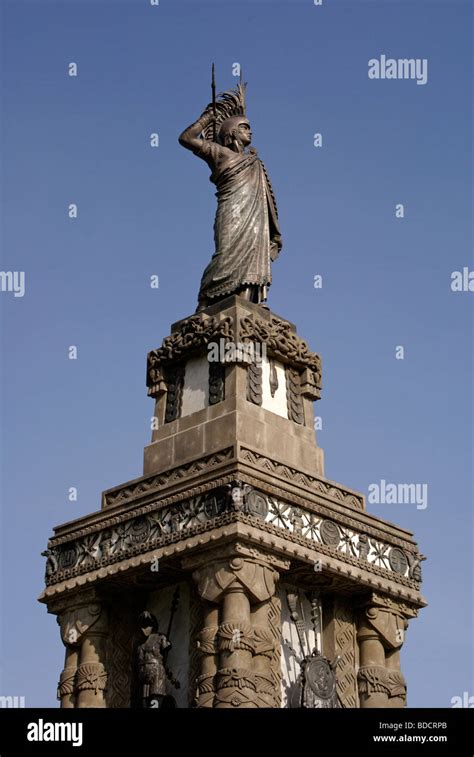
[179,70,282,311]
[136,611,179,708]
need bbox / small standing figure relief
[358,533,369,560]
[290,507,303,535]
[41,548,58,580]
[136,611,180,709]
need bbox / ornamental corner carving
[357,666,406,703]
[75,662,108,695]
[147,314,234,398]
[238,314,321,387]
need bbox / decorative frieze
[103,447,235,508]
[239,447,365,510]
[44,484,423,593]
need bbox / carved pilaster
[106,601,137,708]
[323,595,359,708]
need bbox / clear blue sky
[1,0,472,707]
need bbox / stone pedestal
[39,296,426,708]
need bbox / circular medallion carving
[129,517,151,544]
[58,545,78,570]
[245,489,268,519]
[319,519,340,546]
[389,547,408,575]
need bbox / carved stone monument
[39,76,426,709]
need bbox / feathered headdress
[202,81,247,143]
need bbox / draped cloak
[194,139,282,302]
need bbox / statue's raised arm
[178,78,282,311]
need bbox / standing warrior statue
[178,69,282,311]
[136,611,180,708]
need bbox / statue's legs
[239,285,259,303]
[195,284,265,312]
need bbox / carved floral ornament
[44,483,424,597]
[357,666,406,701]
[147,314,234,396]
[146,311,322,399]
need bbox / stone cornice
[39,517,426,612]
[43,502,424,597]
[47,467,417,558]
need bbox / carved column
[195,602,219,708]
[357,612,390,708]
[216,575,255,708]
[54,591,109,709]
[57,645,79,708]
[251,599,278,708]
[187,544,289,708]
[385,648,406,709]
[76,619,108,708]
[357,594,416,709]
